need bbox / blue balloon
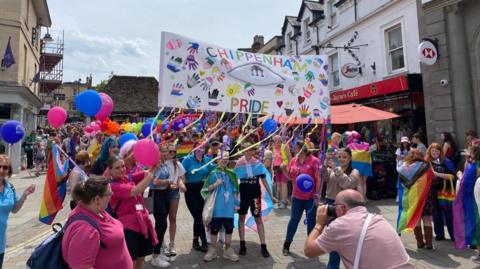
[263,118,277,134]
[141,122,154,137]
[0,120,25,144]
[161,121,170,132]
[145,118,158,127]
[119,133,138,148]
[75,90,102,116]
[296,174,314,193]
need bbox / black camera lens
[327,204,337,218]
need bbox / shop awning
[258,104,400,125]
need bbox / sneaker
[278,201,286,209]
[200,239,209,253]
[168,242,177,257]
[472,255,480,264]
[261,244,270,258]
[159,253,170,262]
[222,247,239,262]
[151,255,170,268]
[204,245,217,262]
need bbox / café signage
[341,63,361,78]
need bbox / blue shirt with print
[209,171,236,219]
[182,154,216,183]
[151,163,170,190]
[0,182,18,253]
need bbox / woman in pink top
[283,139,320,256]
[107,156,159,269]
[62,178,133,269]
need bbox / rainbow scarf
[348,142,372,177]
[396,161,434,232]
[453,162,480,249]
[234,157,273,232]
[39,143,69,224]
[176,142,194,159]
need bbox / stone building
[0,0,56,172]
[417,0,480,147]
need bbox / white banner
[159,32,330,119]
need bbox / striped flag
[39,143,69,224]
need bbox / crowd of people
[6,118,480,269]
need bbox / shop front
[330,74,426,199]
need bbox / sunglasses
[0,165,9,171]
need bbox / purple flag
[1,37,16,69]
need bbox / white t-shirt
[166,160,186,184]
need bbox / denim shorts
[169,189,180,201]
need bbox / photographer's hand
[316,205,329,226]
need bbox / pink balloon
[134,139,159,167]
[96,93,113,120]
[85,126,94,133]
[47,106,67,128]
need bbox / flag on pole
[1,37,16,69]
[39,143,69,224]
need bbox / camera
[327,204,337,218]
[440,79,449,87]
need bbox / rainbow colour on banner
[39,144,69,225]
[396,162,434,232]
[176,142,194,159]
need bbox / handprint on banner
[187,73,201,88]
[305,70,315,82]
[211,66,220,74]
[318,73,328,87]
[299,104,311,118]
[292,71,300,81]
[186,96,201,109]
[226,83,241,97]
[185,55,199,70]
[203,57,216,69]
[288,85,300,96]
[220,58,233,70]
[208,89,222,106]
[216,72,225,82]
[200,77,214,91]
[166,39,182,50]
[244,83,255,97]
[167,56,182,73]
[187,42,199,54]
[284,101,294,116]
[303,83,315,98]
[275,84,284,96]
[170,83,185,96]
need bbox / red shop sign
[330,76,408,104]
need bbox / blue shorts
[169,189,180,201]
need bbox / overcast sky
[48,0,301,85]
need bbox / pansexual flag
[396,161,434,232]
[39,143,69,224]
[453,162,480,249]
[348,142,372,177]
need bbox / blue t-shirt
[0,182,19,253]
[209,171,237,219]
[182,154,216,183]
[151,163,170,190]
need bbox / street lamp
[43,28,54,42]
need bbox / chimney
[251,35,265,52]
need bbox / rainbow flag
[234,158,274,232]
[453,162,480,249]
[348,142,372,177]
[39,143,69,224]
[176,142,194,159]
[396,161,434,232]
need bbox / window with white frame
[328,1,337,27]
[330,53,340,88]
[385,25,405,72]
[288,32,294,53]
[303,18,311,43]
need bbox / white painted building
[279,0,426,144]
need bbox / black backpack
[26,214,105,269]
[105,200,122,219]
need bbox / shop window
[386,25,405,72]
[330,53,340,88]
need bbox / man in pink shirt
[304,189,414,269]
